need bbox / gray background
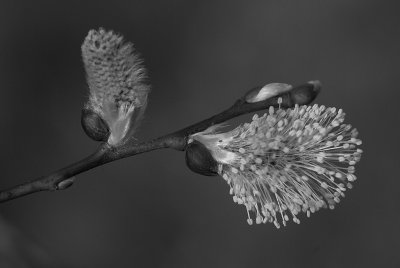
[0,0,399,267]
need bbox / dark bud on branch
[288,80,321,105]
[81,108,110,142]
[185,140,219,176]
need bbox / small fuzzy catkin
[81,28,150,145]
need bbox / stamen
[191,104,362,228]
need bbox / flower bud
[245,83,292,103]
[81,108,110,141]
[185,140,219,176]
[288,80,321,105]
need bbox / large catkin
[191,104,362,228]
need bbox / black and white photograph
[0,1,398,267]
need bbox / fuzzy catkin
[191,104,362,228]
[81,28,149,114]
[81,28,150,145]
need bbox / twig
[0,82,320,203]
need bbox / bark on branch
[0,82,320,203]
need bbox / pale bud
[245,83,292,103]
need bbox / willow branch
[0,82,320,203]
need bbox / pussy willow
[190,101,362,228]
[81,28,150,145]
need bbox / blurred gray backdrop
[0,0,399,267]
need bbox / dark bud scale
[81,108,110,142]
[185,140,219,176]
